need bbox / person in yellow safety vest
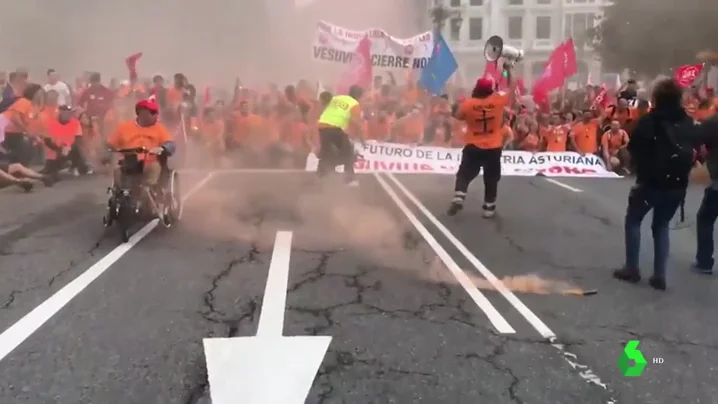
[316,85,365,186]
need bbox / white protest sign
[312,20,434,70]
[305,141,621,178]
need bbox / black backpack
[652,119,696,186]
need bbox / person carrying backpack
[613,78,708,290]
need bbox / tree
[589,0,718,77]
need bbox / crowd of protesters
[0,63,716,289]
[0,66,717,193]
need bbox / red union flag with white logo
[590,84,609,110]
[674,63,704,88]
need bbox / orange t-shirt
[612,107,635,127]
[544,125,568,152]
[601,129,628,154]
[3,98,34,133]
[45,118,81,160]
[285,121,308,149]
[456,92,509,149]
[107,120,173,163]
[26,106,56,136]
[232,113,263,146]
[570,119,600,154]
[394,114,424,144]
[403,87,420,105]
[695,106,715,121]
[366,115,392,141]
[248,115,279,152]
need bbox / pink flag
[336,35,373,95]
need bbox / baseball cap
[135,99,159,113]
[475,77,494,92]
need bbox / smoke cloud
[0,0,424,84]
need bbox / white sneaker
[482,203,496,218]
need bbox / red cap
[475,77,494,92]
[706,86,714,92]
[135,99,159,113]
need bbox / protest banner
[305,141,621,178]
[313,20,433,70]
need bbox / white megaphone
[484,35,524,66]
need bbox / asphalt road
[0,169,715,404]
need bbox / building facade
[431,0,608,87]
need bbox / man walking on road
[614,78,706,290]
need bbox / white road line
[178,168,306,175]
[256,231,293,337]
[373,173,515,334]
[544,178,584,193]
[382,172,555,339]
[0,172,216,363]
[379,173,617,399]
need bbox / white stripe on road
[381,173,617,400]
[255,231,293,337]
[0,172,216,363]
[178,168,306,175]
[544,178,584,193]
[382,172,555,339]
[373,173,515,334]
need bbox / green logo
[617,340,647,376]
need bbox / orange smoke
[471,274,595,296]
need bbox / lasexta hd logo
[617,340,647,376]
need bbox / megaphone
[484,35,524,66]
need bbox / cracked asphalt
[0,170,715,404]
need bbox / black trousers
[317,127,355,181]
[2,132,34,166]
[42,137,90,174]
[453,144,502,204]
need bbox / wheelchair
[103,147,182,243]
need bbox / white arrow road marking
[203,231,331,404]
[0,172,215,363]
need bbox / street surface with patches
[0,170,716,404]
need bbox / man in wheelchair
[106,99,177,224]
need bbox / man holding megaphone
[448,36,520,218]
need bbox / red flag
[562,39,578,78]
[674,63,704,88]
[532,43,567,103]
[590,84,609,110]
[125,52,143,81]
[337,36,373,95]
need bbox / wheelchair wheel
[116,198,133,243]
[166,170,182,224]
[103,188,117,228]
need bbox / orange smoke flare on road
[470,274,596,296]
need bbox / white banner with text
[312,20,434,70]
[304,141,621,178]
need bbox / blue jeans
[696,186,718,269]
[625,186,686,279]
